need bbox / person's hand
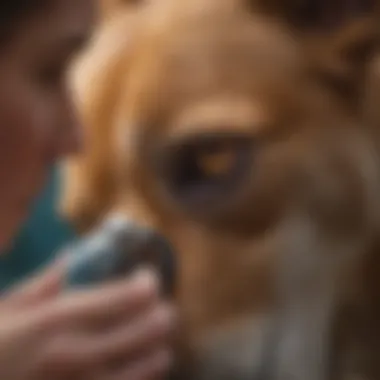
[0,260,175,380]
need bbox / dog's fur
[59,0,151,232]
[60,1,380,379]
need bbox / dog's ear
[251,0,325,28]
[251,0,378,31]
[250,0,380,111]
[305,19,379,109]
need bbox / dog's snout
[122,224,176,296]
[65,216,176,295]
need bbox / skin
[0,1,176,380]
[0,0,92,249]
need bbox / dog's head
[61,1,380,379]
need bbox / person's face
[0,0,95,250]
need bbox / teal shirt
[0,167,76,290]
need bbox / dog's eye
[159,134,253,210]
[194,147,239,178]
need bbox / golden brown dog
[60,1,380,379]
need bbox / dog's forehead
[123,4,306,133]
[149,6,299,76]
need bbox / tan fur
[60,1,380,379]
[59,0,151,232]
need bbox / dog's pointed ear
[305,19,379,107]
[252,0,328,29]
[252,0,378,30]
[250,0,380,109]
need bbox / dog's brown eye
[159,134,254,210]
[195,148,239,178]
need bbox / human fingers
[93,348,173,380]
[3,255,66,309]
[73,303,175,364]
[35,267,160,329]
[34,302,175,378]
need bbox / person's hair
[0,1,49,42]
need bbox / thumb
[4,255,68,309]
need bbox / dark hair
[0,1,49,41]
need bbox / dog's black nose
[64,217,176,297]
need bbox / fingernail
[130,267,160,292]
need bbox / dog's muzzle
[64,216,176,296]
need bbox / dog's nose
[64,217,176,296]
